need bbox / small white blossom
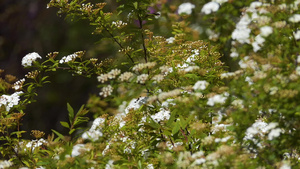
[0,160,13,169]
[166,37,175,44]
[0,91,23,111]
[71,144,89,157]
[201,2,220,15]
[105,160,114,169]
[178,2,195,15]
[99,85,113,97]
[118,72,134,82]
[260,26,273,37]
[21,52,42,67]
[293,30,300,40]
[193,80,209,91]
[289,14,300,23]
[59,53,78,64]
[207,93,228,106]
[25,138,47,151]
[212,0,228,5]
[136,74,149,84]
[151,108,170,123]
[268,128,283,140]
[82,117,105,141]
[296,66,300,75]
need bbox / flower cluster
[21,52,42,67]
[0,91,23,111]
[59,53,78,64]
[12,78,25,90]
[99,85,113,97]
[97,69,121,83]
[132,62,156,72]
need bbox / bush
[0,0,299,168]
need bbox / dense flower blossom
[178,2,195,15]
[71,144,89,157]
[0,91,23,111]
[193,80,209,90]
[12,78,25,90]
[260,26,273,37]
[231,14,252,44]
[289,14,300,23]
[132,62,156,72]
[82,117,105,141]
[118,72,134,82]
[21,52,42,67]
[136,74,149,84]
[293,30,300,40]
[207,93,228,106]
[0,160,13,169]
[166,37,175,44]
[99,85,113,97]
[59,53,78,64]
[25,138,47,151]
[201,2,219,15]
[150,108,170,123]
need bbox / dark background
[0,0,108,137]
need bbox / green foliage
[1,0,300,168]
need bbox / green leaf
[172,121,181,135]
[67,103,74,124]
[60,121,70,129]
[133,2,138,9]
[69,129,76,135]
[52,129,64,141]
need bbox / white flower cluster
[166,37,175,44]
[25,138,47,151]
[0,160,13,169]
[207,92,228,106]
[12,78,25,90]
[293,30,300,40]
[71,144,90,157]
[193,80,209,91]
[220,70,243,79]
[178,2,195,15]
[158,89,182,101]
[151,108,170,123]
[136,74,149,84]
[252,26,273,52]
[201,2,220,15]
[151,74,164,83]
[21,52,42,67]
[59,53,78,64]
[112,20,127,28]
[245,120,283,143]
[82,117,105,141]
[132,62,156,72]
[0,91,23,111]
[97,69,121,83]
[99,85,113,97]
[289,14,300,23]
[118,72,134,82]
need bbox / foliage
[0,0,300,168]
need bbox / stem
[102,24,135,63]
[137,14,148,63]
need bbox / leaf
[69,129,76,135]
[52,129,64,141]
[60,121,70,129]
[133,2,138,9]
[172,121,181,135]
[67,103,74,124]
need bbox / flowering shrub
[1,0,300,168]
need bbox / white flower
[99,85,113,97]
[151,108,170,123]
[296,66,300,75]
[289,14,300,23]
[178,2,195,15]
[0,160,13,169]
[147,164,154,169]
[212,0,228,5]
[82,117,105,141]
[201,2,219,15]
[166,37,175,44]
[71,144,89,157]
[59,53,78,64]
[105,160,114,169]
[268,128,283,140]
[193,80,209,90]
[293,30,300,40]
[136,74,149,84]
[0,91,23,111]
[25,138,47,151]
[21,52,42,67]
[207,93,228,106]
[260,26,273,37]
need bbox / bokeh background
[0,0,107,137]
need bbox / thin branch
[102,25,135,63]
[137,14,148,63]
